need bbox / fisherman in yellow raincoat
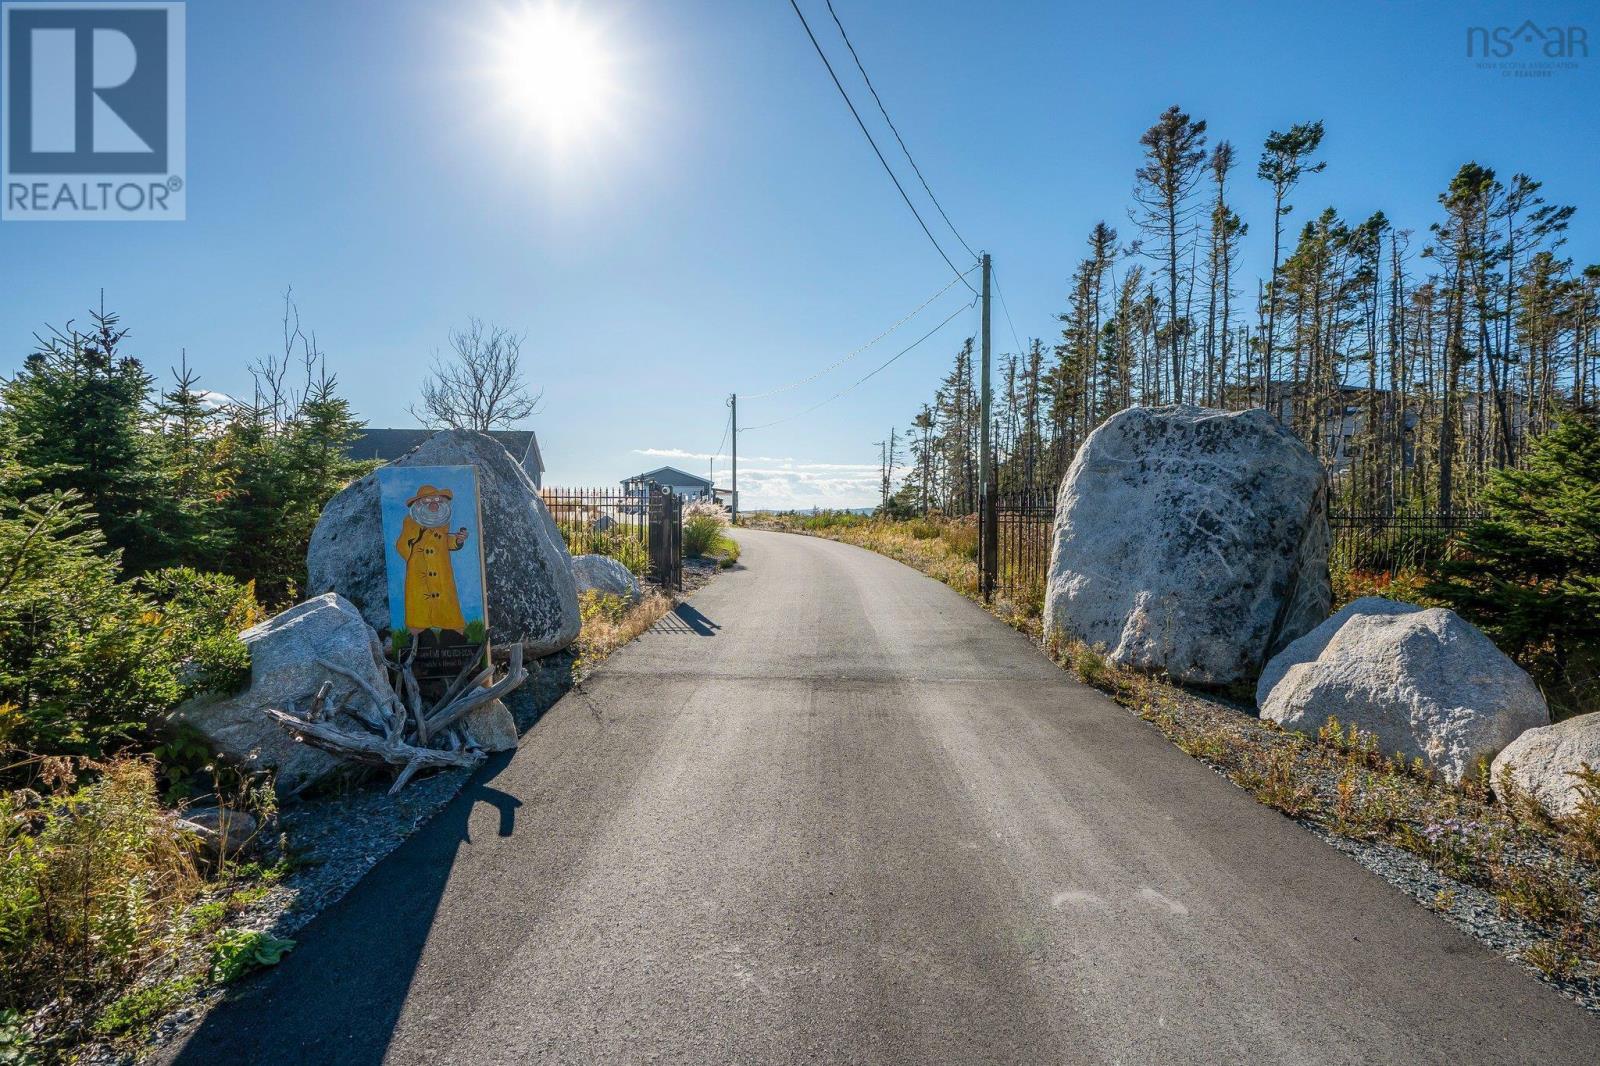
[395,484,470,633]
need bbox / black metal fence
[976,489,1478,604]
[1326,510,1479,578]
[541,485,683,589]
[980,489,1056,608]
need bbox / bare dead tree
[411,318,543,432]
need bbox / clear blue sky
[3,0,1597,508]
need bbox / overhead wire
[743,293,977,433]
[823,0,977,262]
[786,0,977,294]
[988,261,1026,357]
[707,405,732,485]
[742,264,977,399]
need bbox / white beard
[410,500,452,528]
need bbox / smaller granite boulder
[462,698,518,753]
[176,806,260,862]
[1257,597,1549,785]
[1491,713,1600,819]
[571,554,642,605]
[172,593,395,795]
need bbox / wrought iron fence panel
[541,486,671,585]
[976,491,1479,605]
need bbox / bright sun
[488,4,619,146]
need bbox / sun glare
[488,4,620,146]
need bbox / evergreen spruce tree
[0,303,172,572]
[1428,413,1600,696]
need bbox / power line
[743,264,976,399]
[988,261,1025,356]
[714,406,732,458]
[708,405,732,486]
[743,294,977,432]
[823,0,976,262]
[786,0,977,294]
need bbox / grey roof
[347,428,542,472]
[624,465,712,489]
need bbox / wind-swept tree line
[889,108,1598,516]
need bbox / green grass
[91,976,201,1038]
[709,533,740,568]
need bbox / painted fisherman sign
[377,465,489,677]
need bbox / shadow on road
[652,603,721,636]
[166,754,522,1066]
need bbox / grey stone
[1042,405,1331,685]
[176,806,260,861]
[570,553,642,604]
[1258,597,1550,785]
[306,429,580,657]
[462,697,518,753]
[1491,712,1600,819]
[172,594,390,795]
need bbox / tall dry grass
[1,757,203,1016]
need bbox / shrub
[139,568,262,698]
[1428,413,1600,715]
[0,1009,35,1065]
[205,929,294,984]
[91,975,200,1038]
[0,758,202,1013]
[0,492,265,766]
[683,505,729,558]
[0,492,178,759]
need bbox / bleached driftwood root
[269,636,530,794]
[264,706,484,795]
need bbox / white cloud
[631,447,901,510]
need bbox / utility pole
[728,393,738,523]
[978,253,994,599]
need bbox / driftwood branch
[315,657,399,733]
[271,636,530,794]
[427,644,488,719]
[264,707,484,795]
[426,644,526,736]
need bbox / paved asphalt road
[167,529,1599,1065]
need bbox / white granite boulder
[570,554,643,604]
[306,430,580,657]
[171,594,391,795]
[1257,597,1550,785]
[1491,713,1600,818]
[462,698,518,753]
[1042,405,1331,684]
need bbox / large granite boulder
[307,430,580,657]
[1491,713,1600,818]
[172,594,389,795]
[1042,405,1330,685]
[571,554,642,604]
[1258,597,1549,785]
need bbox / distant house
[346,428,545,488]
[621,465,713,500]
